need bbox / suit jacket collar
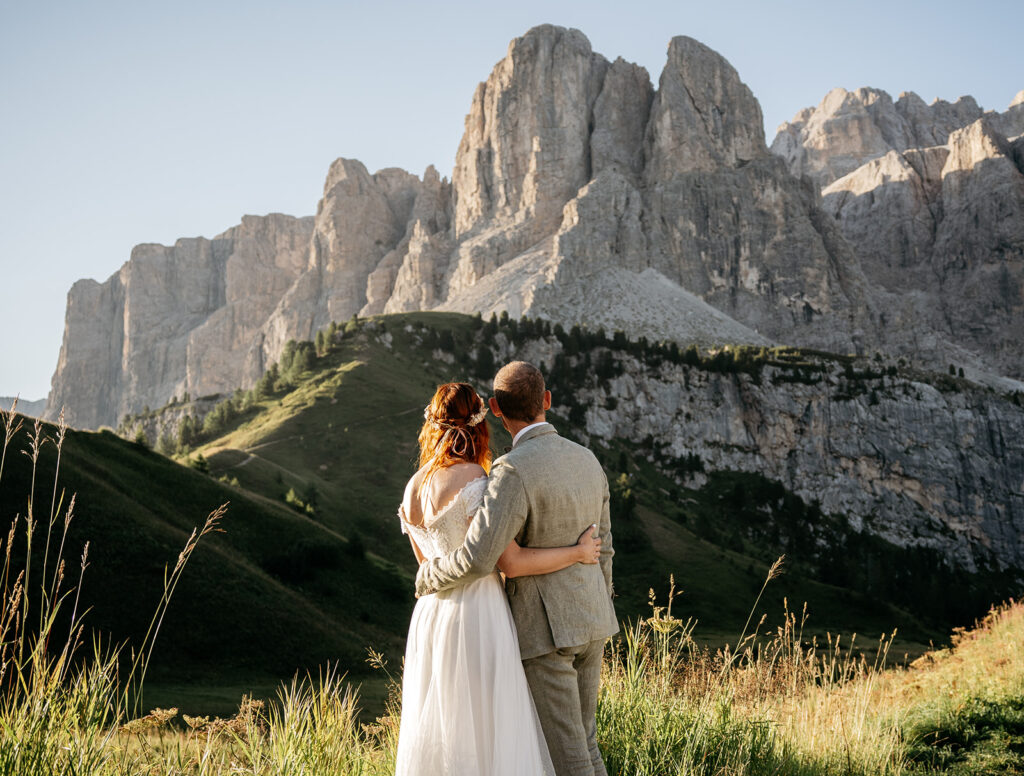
[512,422,556,448]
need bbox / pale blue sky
[1,0,1021,400]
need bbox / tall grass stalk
[127,502,227,714]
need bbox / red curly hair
[418,382,491,478]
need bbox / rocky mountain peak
[643,35,765,182]
[45,28,1024,430]
[813,89,1024,380]
[999,92,1024,139]
[770,86,992,187]
[451,24,609,242]
[944,117,1012,173]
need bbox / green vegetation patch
[907,695,1024,774]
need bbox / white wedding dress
[395,476,555,776]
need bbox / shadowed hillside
[0,414,413,689]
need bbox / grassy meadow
[2,311,1022,773]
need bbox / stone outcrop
[812,115,1024,378]
[186,214,314,396]
[434,30,874,357]
[772,86,1023,185]
[451,26,607,241]
[578,353,1024,574]
[470,327,1024,574]
[644,36,764,178]
[771,87,992,188]
[252,160,439,363]
[47,26,1024,428]
[995,90,1024,138]
[48,214,314,429]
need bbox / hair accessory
[423,400,488,429]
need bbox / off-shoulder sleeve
[398,504,409,535]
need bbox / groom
[415,360,618,776]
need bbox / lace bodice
[399,476,487,560]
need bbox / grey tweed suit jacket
[414,423,619,660]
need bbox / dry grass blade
[723,555,786,680]
[0,396,24,485]
[130,503,230,712]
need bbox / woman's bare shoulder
[426,463,487,507]
[442,462,486,487]
[449,462,487,477]
[402,464,431,515]
[404,463,431,491]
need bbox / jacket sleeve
[415,461,529,597]
[598,468,614,598]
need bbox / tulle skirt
[395,572,555,776]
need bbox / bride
[395,382,602,776]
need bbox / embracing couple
[395,360,619,776]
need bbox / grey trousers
[522,638,608,776]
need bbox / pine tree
[438,329,455,352]
[177,414,197,451]
[256,363,279,398]
[476,346,496,379]
[155,430,176,456]
[483,313,498,338]
[133,428,150,448]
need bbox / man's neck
[510,418,548,447]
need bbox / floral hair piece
[467,405,489,426]
[423,400,487,459]
[423,403,488,429]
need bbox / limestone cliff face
[48,275,125,429]
[636,37,871,351]
[187,214,314,397]
[771,87,992,188]
[579,355,1024,573]
[472,328,1024,574]
[47,214,313,429]
[48,27,1024,428]
[252,160,437,364]
[786,91,1024,379]
[451,26,607,242]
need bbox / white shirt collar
[512,421,550,448]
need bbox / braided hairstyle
[418,382,491,478]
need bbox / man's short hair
[493,361,545,423]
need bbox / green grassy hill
[184,314,946,648]
[0,414,414,699]
[8,311,1001,714]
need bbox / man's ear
[542,390,552,411]
[488,396,503,418]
